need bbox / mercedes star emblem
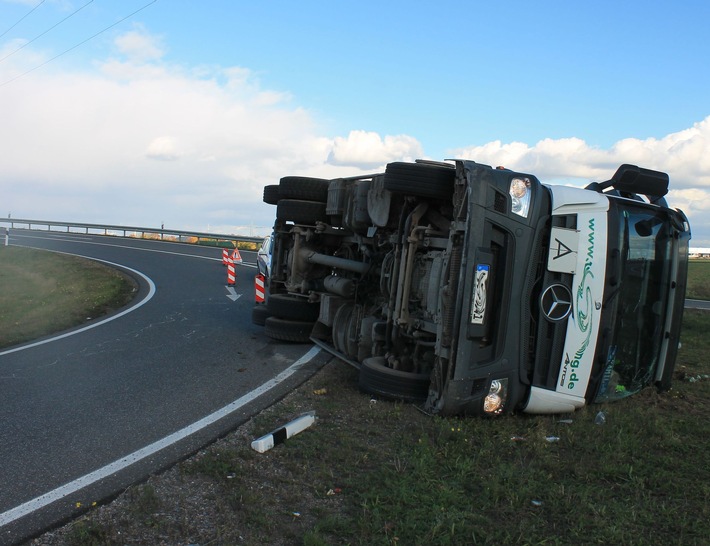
[540,284,573,322]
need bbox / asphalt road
[0,230,328,544]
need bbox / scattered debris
[313,388,327,395]
[594,411,607,425]
[531,499,543,507]
[545,436,560,443]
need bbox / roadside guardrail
[0,217,265,248]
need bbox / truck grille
[528,215,576,390]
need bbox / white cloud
[327,130,423,169]
[1,28,709,244]
[452,117,710,189]
[452,117,710,244]
[0,30,386,235]
[146,136,182,161]
[113,26,165,62]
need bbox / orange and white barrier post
[222,248,229,266]
[227,257,236,286]
[255,274,265,303]
[231,247,243,263]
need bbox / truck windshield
[594,201,675,402]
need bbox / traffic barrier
[227,258,236,286]
[255,274,265,303]
[222,248,229,265]
[231,247,243,263]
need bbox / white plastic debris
[251,411,316,453]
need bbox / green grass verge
[13,249,710,545]
[53,315,710,545]
[174,309,710,545]
[688,260,710,300]
[0,246,137,349]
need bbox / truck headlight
[509,177,531,218]
[483,378,509,415]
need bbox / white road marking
[226,286,242,301]
[0,254,156,357]
[0,346,320,527]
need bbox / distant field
[0,246,136,349]
[688,259,710,300]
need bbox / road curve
[685,298,710,310]
[0,230,328,544]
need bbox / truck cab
[255,160,690,416]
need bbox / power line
[0,0,158,88]
[0,0,95,64]
[0,0,47,40]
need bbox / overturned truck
[253,160,690,416]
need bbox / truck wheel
[279,176,330,202]
[384,162,455,200]
[266,293,320,322]
[264,316,314,343]
[276,199,328,224]
[263,184,281,205]
[358,357,431,402]
[251,304,271,326]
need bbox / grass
[687,259,710,300]
[0,246,136,349]
[17,252,710,545]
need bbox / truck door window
[594,203,673,402]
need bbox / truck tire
[263,316,314,343]
[384,162,455,200]
[251,304,271,326]
[276,199,328,224]
[263,184,281,205]
[279,176,330,202]
[358,356,431,402]
[266,293,320,322]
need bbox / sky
[0,0,709,244]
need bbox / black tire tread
[251,304,271,326]
[279,176,330,202]
[264,316,314,343]
[267,293,320,322]
[358,356,431,402]
[263,184,281,205]
[276,199,328,224]
[384,162,455,200]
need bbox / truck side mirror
[611,164,669,199]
